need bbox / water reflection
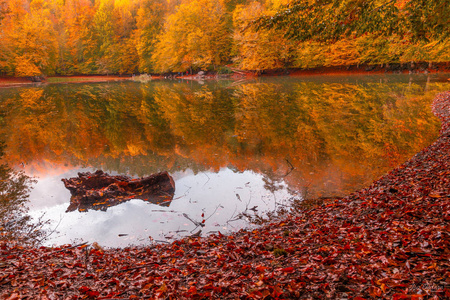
[0,141,43,245]
[0,74,448,247]
[26,168,293,247]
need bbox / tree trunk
[62,170,175,212]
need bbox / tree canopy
[0,0,449,76]
[254,0,450,42]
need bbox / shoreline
[1,90,449,297]
[1,62,450,88]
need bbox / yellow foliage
[0,0,449,75]
[0,0,59,76]
[233,2,294,71]
[152,0,232,72]
[14,56,42,77]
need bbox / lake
[1,73,449,247]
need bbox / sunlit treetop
[253,0,450,42]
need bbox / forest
[0,0,449,77]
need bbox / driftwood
[62,170,175,212]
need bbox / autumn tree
[152,0,232,72]
[0,0,59,77]
[59,0,96,74]
[233,1,294,71]
[0,0,8,22]
[254,0,450,42]
[135,0,167,73]
[110,0,139,74]
[399,0,450,41]
[0,0,28,75]
[253,0,400,42]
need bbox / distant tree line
[0,0,449,77]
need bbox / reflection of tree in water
[0,142,46,245]
[262,174,284,193]
[0,80,447,200]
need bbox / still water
[1,73,449,247]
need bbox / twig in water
[154,240,170,244]
[39,213,63,243]
[182,213,205,227]
[173,185,191,200]
[227,204,238,224]
[283,158,295,177]
[202,172,210,188]
[205,204,224,221]
[190,229,202,236]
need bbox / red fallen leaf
[349,226,362,232]
[169,267,181,273]
[157,283,168,295]
[79,286,100,297]
[428,192,441,198]
[248,290,263,298]
[271,284,283,297]
[354,297,367,300]
[5,293,19,300]
[187,285,197,295]
[255,280,264,286]
[281,267,294,273]
[312,255,323,261]
[392,294,412,300]
[369,286,382,297]
[256,265,268,273]
[203,283,215,290]
[87,290,100,297]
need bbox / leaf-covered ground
[1,92,450,299]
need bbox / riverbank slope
[2,63,450,88]
[1,92,449,299]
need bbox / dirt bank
[2,62,449,88]
[0,76,34,87]
[0,75,132,88]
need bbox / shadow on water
[0,141,49,246]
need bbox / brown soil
[168,62,450,81]
[1,62,450,88]
[0,75,132,88]
[49,75,132,83]
[0,76,33,87]
[267,62,450,77]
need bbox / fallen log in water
[62,170,175,212]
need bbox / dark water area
[0,73,449,247]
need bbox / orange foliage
[0,79,447,198]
